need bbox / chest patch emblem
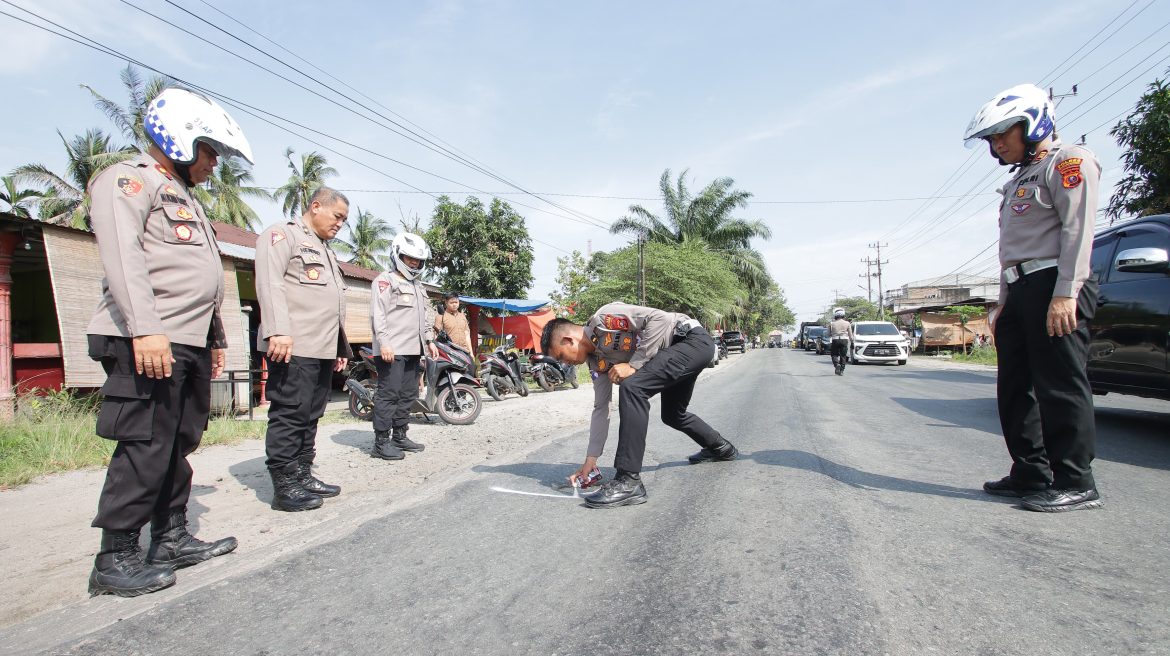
[116,175,143,197]
[163,185,178,196]
[1011,203,1031,215]
[602,315,630,331]
[602,332,614,348]
[271,231,285,245]
[596,358,608,372]
[1015,187,1028,198]
[306,267,321,281]
[1056,158,1083,189]
[174,224,193,241]
[620,335,635,351]
[153,163,173,180]
[175,207,193,220]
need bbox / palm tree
[0,176,41,218]
[82,64,173,152]
[12,129,136,229]
[191,159,272,231]
[274,148,338,218]
[334,207,395,270]
[610,168,773,291]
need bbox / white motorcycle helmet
[963,84,1055,164]
[145,88,255,167]
[390,232,431,280]
[833,307,846,319]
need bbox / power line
[1036,0,1143,85]
[1040,0,1155,87]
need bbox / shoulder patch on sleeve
[377,279,390,293]
[271,231,285,244]
[1056,158,1083,189]
[114,173,143,197]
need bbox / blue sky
[3,0,1167,323]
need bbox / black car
[1085,214,1170,401]
[805,326,827,352]
[720,330,746,353]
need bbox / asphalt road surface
[24,349,1170,655]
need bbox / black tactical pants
[264,356,333,469]
[830,338,849,369]
[374,355,421,433]
[89,336,211,531]
[995,267,1098,491]
[615,328,724,474]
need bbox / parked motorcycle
[344,332,482,425]
[527,353,579,392]
[479,335,529,402]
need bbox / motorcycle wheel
[485,375,506,402]
[348,387,374,421]
[535,370,555,393]
[437,383,482,425]
[567,366,579,389]
[516,378,529,397]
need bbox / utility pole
[831,288,842,303]
[637,230,646,305]
[859,259,873,303]
[866,242,889,319]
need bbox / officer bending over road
[963,83,1102,512]
[85,89,252,597]
[828,307,851,375]
[541,303,738,509]
[256,187,351,512]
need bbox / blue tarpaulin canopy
[458,297,549,313]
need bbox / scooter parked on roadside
[479,335,529,402]
[527,353,579,392]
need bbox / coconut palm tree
[610,169,773,291]
[274,148,338,218]
[334,207,395,270]
[190,159,272,231]
[81,64,173,152]
[11,129,136,229]
[0,176,41,218]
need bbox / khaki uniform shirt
[829,319,851,339]
[87,154,226,349]
[584,302,689,457]
[435,310,473,355]
[998,139,1100,303]
[255,218,349,360]
[371,270,434,356]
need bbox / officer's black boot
[371,430,405,460]
[391,427,424,453]
[146,508,238,569]
[296,456,341,497]
[583,470,647,509]
[687,439,739,464]
[88,529,176,597]
[269,462,324,512]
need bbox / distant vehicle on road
[849,321,910,365]
[720,330,746,353]
[805,326,828,353]
[1086,214,1170,401]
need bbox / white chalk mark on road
[489,485,582,499]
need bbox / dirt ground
[0,382,602,631]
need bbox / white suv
[850,321,910,365]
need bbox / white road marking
[489,485,582,499]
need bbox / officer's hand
[133,334,174,379]
[380,346,395,361]
[608,362,635,384]
[211,348,226,379]
[427,342,439,359]
[568,456,599,488]
[988,305,1001,335]
[1047,296,1077,337]
[267,335,293,363]
[335,357,348,372]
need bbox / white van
[850,321,910,365]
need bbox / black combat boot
[297,456,340,497]
[687,439,739,464]
[391,427,424,453]
[583,471,647,509]
[146,508,238,569]
[89,529,176,597]
[269,462,324,512]
[371,430,405,460]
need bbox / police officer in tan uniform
[828,308,851,375]
[541,303,737,508]
[85,89,252,597]
[369,233,438,460]
[964,83,1102,512]
[256,187,351,512]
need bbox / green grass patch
[0,390,265,489]
[951,347,998,366]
